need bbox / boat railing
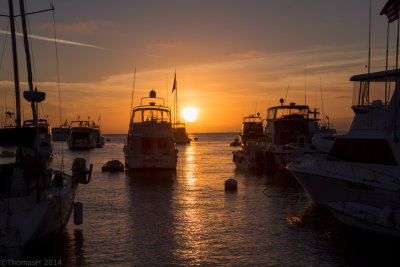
[297,156,400,186]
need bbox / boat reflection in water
[125,170,176,264]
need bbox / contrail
[0,29,105,50]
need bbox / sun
[181,107,199,122]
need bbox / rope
[50,1,65,170]
[51,2,63,125]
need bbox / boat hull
[328,202,400,238]
[0,174,77,250]
[288,162,400,208]
[125,152,177,170]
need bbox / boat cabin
[265,103,319,145]
[130,91,171,126]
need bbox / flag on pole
[381,0,400,23]
[172,71,177,93]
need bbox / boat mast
[8,0,21,128]
[19,0,38,123]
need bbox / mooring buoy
[225,178,237,191]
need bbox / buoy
[74,202,83,225]
[225,178,237,191]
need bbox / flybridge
[350,69,399,109]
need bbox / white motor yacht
[67,120,96,150]
[124,90,177,170]
[288,69,400,208]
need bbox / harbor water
[16,133,400,266]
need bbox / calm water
[13,133,400,266]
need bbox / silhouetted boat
[172,122,191,144]
[52,120,70,141]
[0,0,92,251]
[233,100,332,170]
[239,113,263,147]
[124,90,177,169]
[171,72,191,145]
[90,119,105,148]
[67,120,96,150]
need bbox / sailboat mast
[175,81,177,124]
[19,0,38,123]
[8,0,21,128]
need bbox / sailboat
[0,0,92,251]
[171,72,191,144]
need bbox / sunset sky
[0,0,396,133]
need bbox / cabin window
[142,137,153,151]
[329,138,396,165]
[352,80,395,107]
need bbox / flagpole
[386,21,390,104]
[367,0,372,104]
[397,13,399,71]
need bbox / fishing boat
[287,69,400,208]
[239,113,263,147]
[52,120,70,141]
[67,120,96,150]
[23,118,53,159]
[124,90,177,169]
[0,0,92,252]
[171,72,191,144]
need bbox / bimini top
[267,103,310,120]
[350,69,400,82]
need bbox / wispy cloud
[39,20,113,33]
[230,50,265,58]
[0,30,105,49]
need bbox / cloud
[229,50,265,58]
[39,20,113,33]
[0,30,105,49]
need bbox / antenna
[284,84,289,103]
[368,0,371,75]
[304,65,307,106]
[320,77,325,125]
[129,68,136,122]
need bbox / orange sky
[0,0,396,133]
